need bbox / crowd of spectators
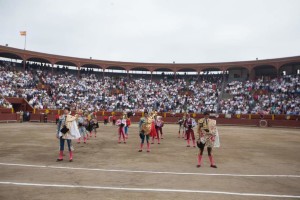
[223,76,300,115]
[0,60,299,115]
[0,95,12,108]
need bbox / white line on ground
[0,181,299,198]
[0,162,299,178]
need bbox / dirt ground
[0,122,299,200]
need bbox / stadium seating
[0,60,299,116]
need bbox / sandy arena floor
[0,123,299,200]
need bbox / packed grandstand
[0,57,299,116]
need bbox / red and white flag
[20,31,27,36]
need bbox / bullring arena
[0,45,300,199]
[0,122,299,200]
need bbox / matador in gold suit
[196,112,218,168]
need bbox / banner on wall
[225,114,232,119]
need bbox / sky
[0,0,299,64]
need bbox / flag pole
[24,34,26,50]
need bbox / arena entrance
[4,97,33,112]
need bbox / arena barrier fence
[0,109,299,128]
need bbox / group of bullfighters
[55,108,219,168]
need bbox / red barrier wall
[0,108,13,114]
[0,114,18,121]
[0,113,299,128]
